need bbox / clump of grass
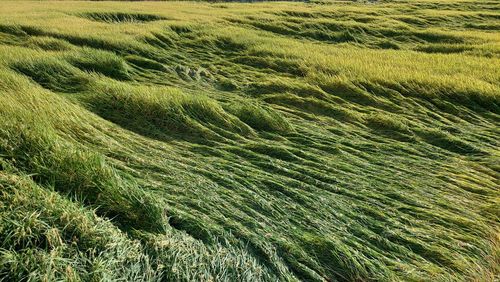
[125,55,166,72]
[66,48,130,80]
[415,44,473,54]
[365,114,409,132]
[80,12,167,23]
[247,78,327,99]
[299,233,390,281]
[0,121,166,233]
[84,81,252,141]
[11,57,90,93]
[376,40,400,50]
[216,77,239,91]
[263,93,362,122]
[26,36,74,51]
[385,80,500,113]
[0,24,27,36]
[226,102,293,133]
[169,24,194,35]
[233,55,307,76]
[143,32,177,50]
[416,128,482,155]
[214,36,248,53]
[244,143,299,161]
[364,113,414,141]
[412,30,466,44]
[318,76,384,107]
[140,231,283,281]
[0,172,160,281]
[365,113,409,132]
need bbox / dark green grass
[66,48,131,80]
[80,12,168,24]
[83,80,254,141]
[11,57,91,93]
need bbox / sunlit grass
[0,0,499,281]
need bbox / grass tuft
[26,36,74,51]
[80,12,167,23]
[66,48,131,80]
[226,102,293,133]
[11,57,90,93]
[83,81,253,141]
[0,121,166,233]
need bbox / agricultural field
[0,0,499,281]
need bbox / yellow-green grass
[0,0,499,281]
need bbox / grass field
[0,0,499,281]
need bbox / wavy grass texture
[0,0,499,281]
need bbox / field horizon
[0,0,499,281]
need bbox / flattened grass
[0,0,499,281]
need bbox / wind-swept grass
[10,56,91,93]
[66,48,131,80]
[0,0,499,281]
[80,12,168,24]
[83,80,253,141]
[226,101,293,133]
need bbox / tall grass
[0,0,498,281]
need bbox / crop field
[0,0,499,281]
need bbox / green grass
[0,0,499,281]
